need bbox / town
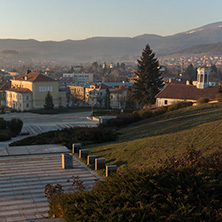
[0,54,221,112]
[0,1,222,221]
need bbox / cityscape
[0,0,222,221]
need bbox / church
[155,66,219,107]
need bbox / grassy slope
[87,103,222,169]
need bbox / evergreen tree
[125,87,137,109]
[184,63,197,81]
[44,92,54,110]
[133,44,163,105]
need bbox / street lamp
[91,97,94,116]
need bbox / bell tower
[196,65,211,89]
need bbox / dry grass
[87,103,222,169]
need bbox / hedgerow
[10,126,117,148]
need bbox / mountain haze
[1,22,222,63]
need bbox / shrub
[48,148,222,221]
[216,85,222,102]
[167,101,193,112]
[0,118,7,130]
[153,106,168,116]
[6,118,23,135]
[136,109,153,119]
[197,97,209,104]
[10,126,117,148]
[103,113,141,128]
[0,134,11,141]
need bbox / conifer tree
[133,44,163,105]
[44,92,54,110]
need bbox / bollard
[95,158,106,170]
[87,155,97,165]
[72,143,81,154]
[62,153,73,169]
[106,165,117,177]
[79,149,89,159]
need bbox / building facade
[155,66,218,106]
[5,72,66,111]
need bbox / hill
[1,22,222,63]
[10,103,222,169]
[168,42,222,55]
[86,103,222,169]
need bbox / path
[0,145,101,221]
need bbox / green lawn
[86,103,222,169]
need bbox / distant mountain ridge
[1,22,222,63]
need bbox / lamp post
[91,97,94,116]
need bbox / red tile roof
[155,84,219,101]
[0,82,11,90]
[15,73,56,82]
[6,88,32,93]
[110,86,128,94]
[100,84,112,89]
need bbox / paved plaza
[2,111,98,135]
[0,145,101,221]
[0,111,99,147]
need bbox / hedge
[47,148,222,221]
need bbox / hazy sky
[0,0,221,41]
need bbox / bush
[6,118,23,135]
[10,126,117,148]
[102,113,141,128]
[197,97,209,104]
[136,109,153,119]
[216,85,222,102]
[0,134,11,141]
[167,101,193,112]
[0,118,7,130]
[48,148,222,221]
[153,106,168,116]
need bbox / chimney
[26,69,31,74]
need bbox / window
[26,96,29,100]
[26,103,29,108]
[200,74,203,82]
[204,74,208,83]
[164,100,168,105]
[39,86,53,92]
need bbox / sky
[0,0,222,41]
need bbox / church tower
[196,65,211,89]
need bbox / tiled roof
[6,87,32,93]
[15,72,56,82]
[164,79,186,85]
[0,82,11,90]
[155,84,219,101]
[110,86,128,94]
[100,83,112,89]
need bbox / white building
[62,73,94,83]
[155,66,219,107]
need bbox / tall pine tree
[133,44,163,105]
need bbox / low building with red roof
[155,66,219,106]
